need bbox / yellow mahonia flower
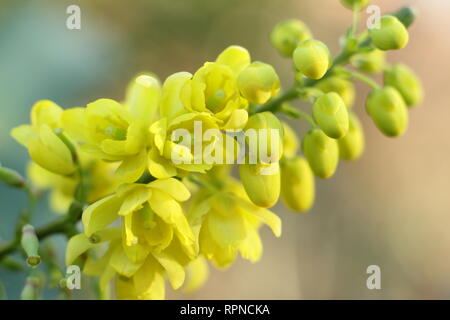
[11,100,76,175]
[162,46,253,131]
[62,74,161,183]
[27,157,120,214]
[66,178,196,300]
[188,176,281,268]
[149,112,235,178]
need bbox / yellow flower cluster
[11,46,284,299]
[8,2,422,300]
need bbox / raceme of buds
[270,19,312,57]
[350,49,386,74]
[384,64,423,107]
[369,15,409,51]
[239,162,280,208]
[302,129,339,179]
[315,76,355,108]
[0,164,25,188]
[340,0,371,11]
[21,224,41,267]
[244,112,284,163]
[237,62,280,104]
[366,87,409,137]
[313,92,349,139]
[338,112,365,161]
[293,39,331,80]
[280,157,315,212]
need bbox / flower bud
[384,64,423,107]
[0,164,25,188]
[282,121,299,158]
[21,224,41,267]
[340,0,371,10]
[302,129,339,179]
[366,87,408,137]
[369,15,409,51]
[237,62,280,104]
[293,39,331,80]
[351,49,386,74]
[21,276,41,300]
[280,157,315,212]
[245,112,284,164]
[338,112,365,161]
[270,19,312,57]
[315,76,355,108]
[239,162,280,208]
[313,92,349,139]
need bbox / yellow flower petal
[31,100,63,129]
[223,109,248,130]
[29,125,75,175]
[160,72,192,120]
[236,197,282,237]
[149,189,195,254]
[110,245,144,277]
[216,45,251,73]
[65,234,92,266]
[184,256,209,293]
[148,178,190,202]
[238,228,263,263]
[207,211,247,247]
[148,148,177,179]
[118,186,152,216]
[126,74,160,125]
[152,251,185,290]
[82,195,122,237]
[10,125,38,147]
[61,107,87,142]
[115,150,147,183]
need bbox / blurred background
[0,0,448,299]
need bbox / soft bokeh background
[0,0,448,299]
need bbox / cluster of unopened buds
[0,0,423,299]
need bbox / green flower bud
[351,49,386,74]
[338,112,365,160]
[0,164,25,188]
[302,129,339,179]
[239,162,280,208]
[340,0,371,10]
[282,121,299,158]
[315,76,355,108]
[280,157,315,212]
[366,87,408,137]
[237,62,280,104]
[384,64,423,107]
[21,224,41,267]
[245,112,284,163]
[369,15,409,51]
[21,276,41,300]
[392,5,418,28]
[313,92,349,139]
[270,19,312,57]
[293,39,331,80]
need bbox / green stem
[0,148,86,262]
[252,87,299,114]
[342,69,380,89]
